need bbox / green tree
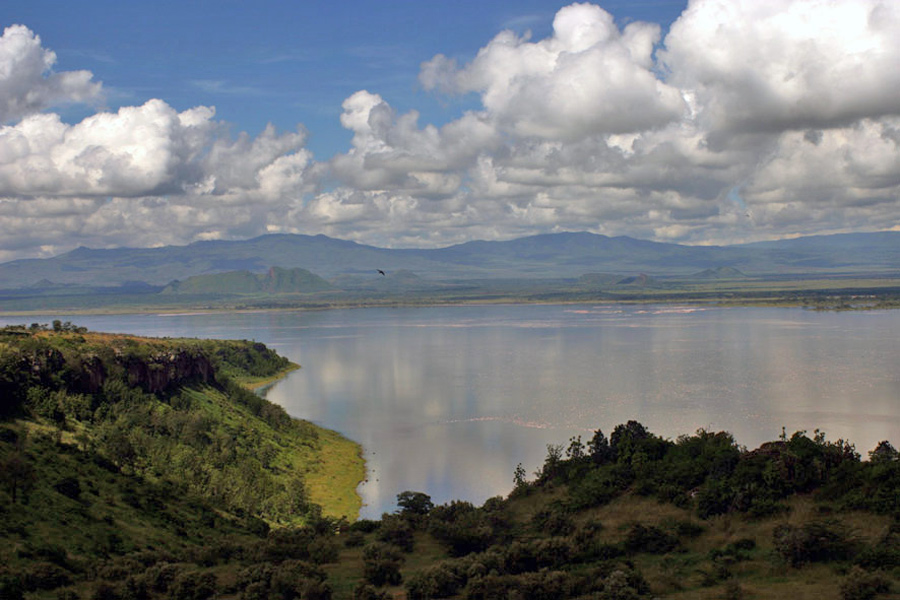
[0,452,36,503]
[396,491,433,517]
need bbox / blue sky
[0,0,898,261]
[4,0,688,159]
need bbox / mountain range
[0,231,898,291]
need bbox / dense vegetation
[0,324,366,598]
[2,326,898,600]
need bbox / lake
[3,304,898,518]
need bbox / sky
[0,0,898,262]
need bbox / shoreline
[2,289,899,318]
[240,363,367,521]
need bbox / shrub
[54,477,82,500]
[839,566,891,600]
[22,562,72,591]
[376,514,415,552]
[531,507,575,536]
[168,571,217,600]
[57,589,80,600]
[362,543,403,587]
[773,520,857,566]
[854,524,900,570]
[0,571,24,600]
[349,519,380,534]
[623,523,678,555]
[352,583,387,600]
[722,579,744,600]
[91,582,121,600]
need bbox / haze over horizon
[1,0,899,263]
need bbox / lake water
[3,305,898,518]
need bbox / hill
[0,323,364,528]
[692,266,748,280]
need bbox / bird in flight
[377,269,386,276]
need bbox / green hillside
[0,325,366,594]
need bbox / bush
[531,507,575,536]
[54,477,82,500]
[343,531,366,548]
[623,523,678,555]
[362,544,403,587]
[22,562,72,591]
[352,583,387,600]
[376,514,415,552]
[349,519,380,534]
[840,566,891,600]
[57,589,80,600]
[405,563,466,600]
[91,582,121,600]
[855,523,900,570]
[0,570,24,600]
[773,520,857,566]
[168,571,216,600]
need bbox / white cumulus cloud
[661,0,900,133]
[420,3,685,139]
[0,25,101,123]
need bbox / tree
[0,452,36,503]
[396,491,433,517]
[566,436,585,460]
[538,444,565,480]
[513,463,528,491]
[588,429,614,464]
[869,440,899,463]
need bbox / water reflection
[3,305,898,518]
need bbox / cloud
[0,23,319,251]
[660,0,900,133]
[324,0,900,248]
[420,3,685,139]
[330,90,498,195]
[3,2,900,261]
[0,25,101,123]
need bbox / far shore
[2,286,899,318]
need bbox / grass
[301,426,365,520]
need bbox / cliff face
[1,329,293,420]
[6,343,213,406]
[20,346,215,395]
[122,350,215,394]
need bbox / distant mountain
[163,266,335,295]
[0,231,897,290]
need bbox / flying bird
[377,269,385,276]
